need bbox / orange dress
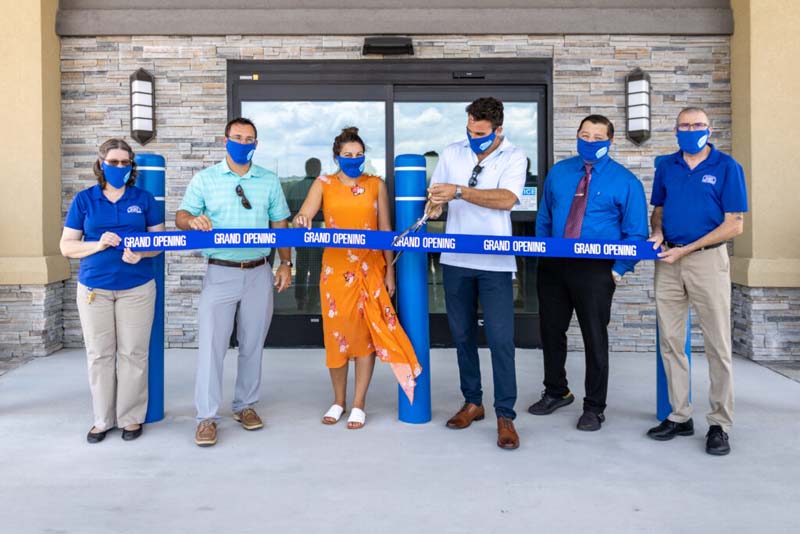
[318,173,422,403]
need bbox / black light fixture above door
[362,37,414,56]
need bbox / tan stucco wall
[731,0,800,287]
[0,0,69,284]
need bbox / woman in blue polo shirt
[60,138,165,444]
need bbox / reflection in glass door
[230,60,552,347]
[393,99,541,327]
[241,100,386,323]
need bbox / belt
[208,257,270,269]
[665,241,724,252]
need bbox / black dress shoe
[528,391,575,415]
[577,411,605,431]
[86,428,109,444]
[647,418,694,441]
[706,425,731,456]
[122,425,143,441]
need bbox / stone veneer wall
[733,285,800,361]
[0,283,64,358]
[59,34,732,351]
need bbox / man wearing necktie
[531,115,648,431]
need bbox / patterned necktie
[563,164,593,239]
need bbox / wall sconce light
[625,68,651,146]
[130,68,155,145]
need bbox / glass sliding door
[242,100,386,319]
[228,59,552,347]
[237,85,388,346]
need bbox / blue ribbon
[119,228,658,261]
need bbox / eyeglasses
[104,159,131,167]
[235,184,252,209]
[229,135,256,144]
[468,164,483,187]
[677,122,709,131]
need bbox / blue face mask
[467,128,496,154]
[676,129,710,155]
[338,155,366,178]
[226,139,256,165]
[577,138,611,163]
[101,162,132,188]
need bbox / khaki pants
[655,246,734,431]
[77,280,156,430]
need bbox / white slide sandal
[347,407,366,429]
[322,404,345,424]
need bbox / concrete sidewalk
[0,348,798,534]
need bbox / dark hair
[578,114,615,139]
[305,157,321,177]
[466,97,504,129]
[225,117,258,139]
[332,126,365,159]
[93,138,137,189]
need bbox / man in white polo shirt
[428,97,527,450]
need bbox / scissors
[391,200,435,266]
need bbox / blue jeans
[442,264,516,419]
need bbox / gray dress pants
[195,262,274,421]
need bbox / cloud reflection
[241,100,538,181]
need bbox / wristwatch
[280,260,293,268]
[454,186,463,201]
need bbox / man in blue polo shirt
[176,117,293,447]
[646,107,747,456]
[531,114,648,431]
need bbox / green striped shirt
[179,159,291,261]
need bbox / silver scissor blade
[392,220,419,245]
[391,213,431,265]
[413,212,430,232]
[392,197,436,266]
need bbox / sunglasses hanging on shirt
[235,184,252,209]
[468,164,483,187]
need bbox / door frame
[227,59,553,348]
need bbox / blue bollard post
[656,313,692,421]
[135,153,166,424]
[394,154,431,424]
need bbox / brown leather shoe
[195,419,217,447]
[497,417,520,450]
[446,403,485,429]
[233,407,264,430]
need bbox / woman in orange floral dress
[293,127,421,429]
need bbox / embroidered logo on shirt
[701,175,717,185]
[127,205,143,214]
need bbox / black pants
[537,258,616,413]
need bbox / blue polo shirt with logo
[651,144,748,245]
[65,184,163,290]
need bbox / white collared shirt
[431,137,527,272]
